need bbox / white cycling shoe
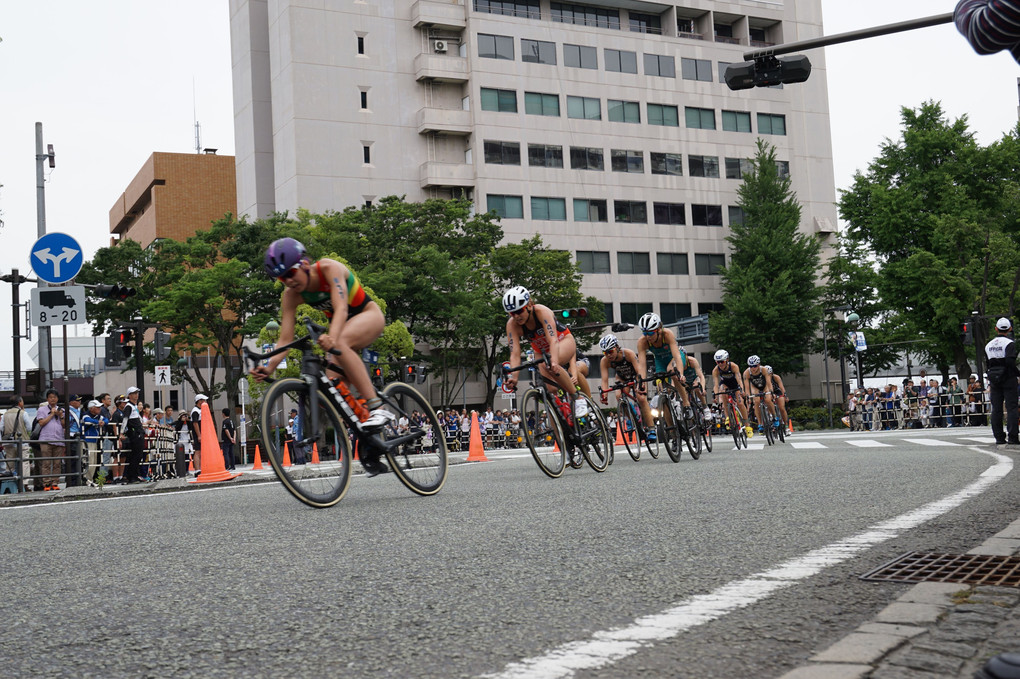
[362,407,396,430]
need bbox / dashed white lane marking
[903,438,960,447]
[961,436,998,444]
[789,441,826,449]
[846,439,894,448]
[481,449,1012,679]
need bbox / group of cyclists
[252,238,791,468]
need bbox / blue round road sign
[31,232,84,284]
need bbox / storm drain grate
[860,552,1020,588]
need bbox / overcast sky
[0,1,1017,373]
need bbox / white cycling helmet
[502,285,531,313]
[765,365,774,374]
[599,334,619,352]
[747,355,761,367]
[713,349,729,362]
[638,312,662,332]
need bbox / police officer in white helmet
[984,317,1019,445]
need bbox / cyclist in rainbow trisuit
[635,313,695,422]
[742,355,779,432]
[251,237,394,476]
[502,286,588,419]
[765,365,790,433]
[712,349,754,438]
[598,334,655,442]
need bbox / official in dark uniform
[984,317,1019,445]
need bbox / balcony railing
[677,31,705,41]
[419,161,475,188]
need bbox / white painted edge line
[481,448,1012,679]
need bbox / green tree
[709,139,822,375]
[838,102,1020,380]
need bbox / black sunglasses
[278,265,301,281]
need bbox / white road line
[481,448,1012,679]
[960,436,998,443]
[902,438,960,446]
[789,441,826,449]
[846,439,894,448]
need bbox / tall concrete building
[229,0,839,398]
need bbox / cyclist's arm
[504,320,524,388]
[742,368,751,394]
[664,330,685,380]
[599,356,611,394]
[533,305,564,375]
[711,366,721,396]
[262,288,301,374]
[765,372,774,392]
[320,259,350,351]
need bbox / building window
[531,197,567,220]
[688,155,719,178]
[357,36,365,54]
[721,110,752,133]
[524,92,560,116]
[650,152,683,176]
[758,113,787,135]
[728,206,745,225]
[363,145,371,164]
[528,143,564,168]
[681,58,712,81]
[570,146,604,171]
[483,140,521,165]
[551,2,620,29]
[647,103,679,127]
[521,39,556,64]
[653,202,685,225]
[614,201,647,223]
[717,61,731,83]
[567,95,601,120]
[563,43,598,69]
[360,91,368,109]
[610,149,644,173]
[574,198,608,222]
[691,204,723,226]
[776,160,790,178]
[607,100,640,123]
[487,194,524,219]
[629,12,661,34]
[474,0,541,19]
[661,302,692,324]
[699,302,725,314]
[603,302,614,323]
[478,33,515,60]
[480,88,517,112]
[617,251,650,274]
[643,53,675,77]
[620,302,653,324]
[605,48,637,73]
[577,250,611,273]
[685,107,715,130]
[725,157,752,179]
[694,253,726,275]
[656,253,689,276]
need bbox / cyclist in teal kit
[635,313,694,420]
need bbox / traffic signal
[154,331,172,361]
[417,364,428,384]
[94,284,136,301]
[405,364,417,383]
[115,327,135,359]
[556,308,589,321]
[104,335,122,367]
[962,322,974,345]
[724,54,812,91]
[371,366,383,387]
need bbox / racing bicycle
[715,388,749,450]
[244,317,448,508]
[649,370,701,462]
[601,381,658,461]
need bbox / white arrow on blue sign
[31,232,84,284]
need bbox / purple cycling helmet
[264,238,308,277]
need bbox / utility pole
[0,269,31,394]
[35,122,53,385]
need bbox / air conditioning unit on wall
[433,40,448,53]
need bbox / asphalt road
[1,428,1015,678]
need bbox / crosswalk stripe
[789,441,826,449]
[846,439,894,448]
[960,436,998,443]
[902,438,960,446]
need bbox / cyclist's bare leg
[333,301,386,401]
[635,390,654,428]
[776,394,789,424]
[764,392,777,419]
[549,334,581,402]
[572,354,593,399]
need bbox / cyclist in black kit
[598,334,654,439]
[712,349,753,437]
[743,355,778,432]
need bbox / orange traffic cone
[252,444,264,470]
[467,411,489,462]
[312,442,320,464]
[282,441,292,467]
[189,402,241,484]
[788,418,794,435]
[615,422,625,446]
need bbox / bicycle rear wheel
[259,378,352,508]
[576,394,610,472]
[617,400,641,461]
[521,389,566,478]
[776,413,786,443]
[759,400,774,446]
[684,407,702,460]
[380,382,448,496]
[728,402,742,450]
[661,397,683,463]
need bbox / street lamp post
[823,305,852,428]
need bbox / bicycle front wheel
[576,395,611,472]
[522,389,567,478]
[617,400,641,461]
[759,400,774,446]
[260,378,352,508]
[684,407,702,460]
[380,382,448,496]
